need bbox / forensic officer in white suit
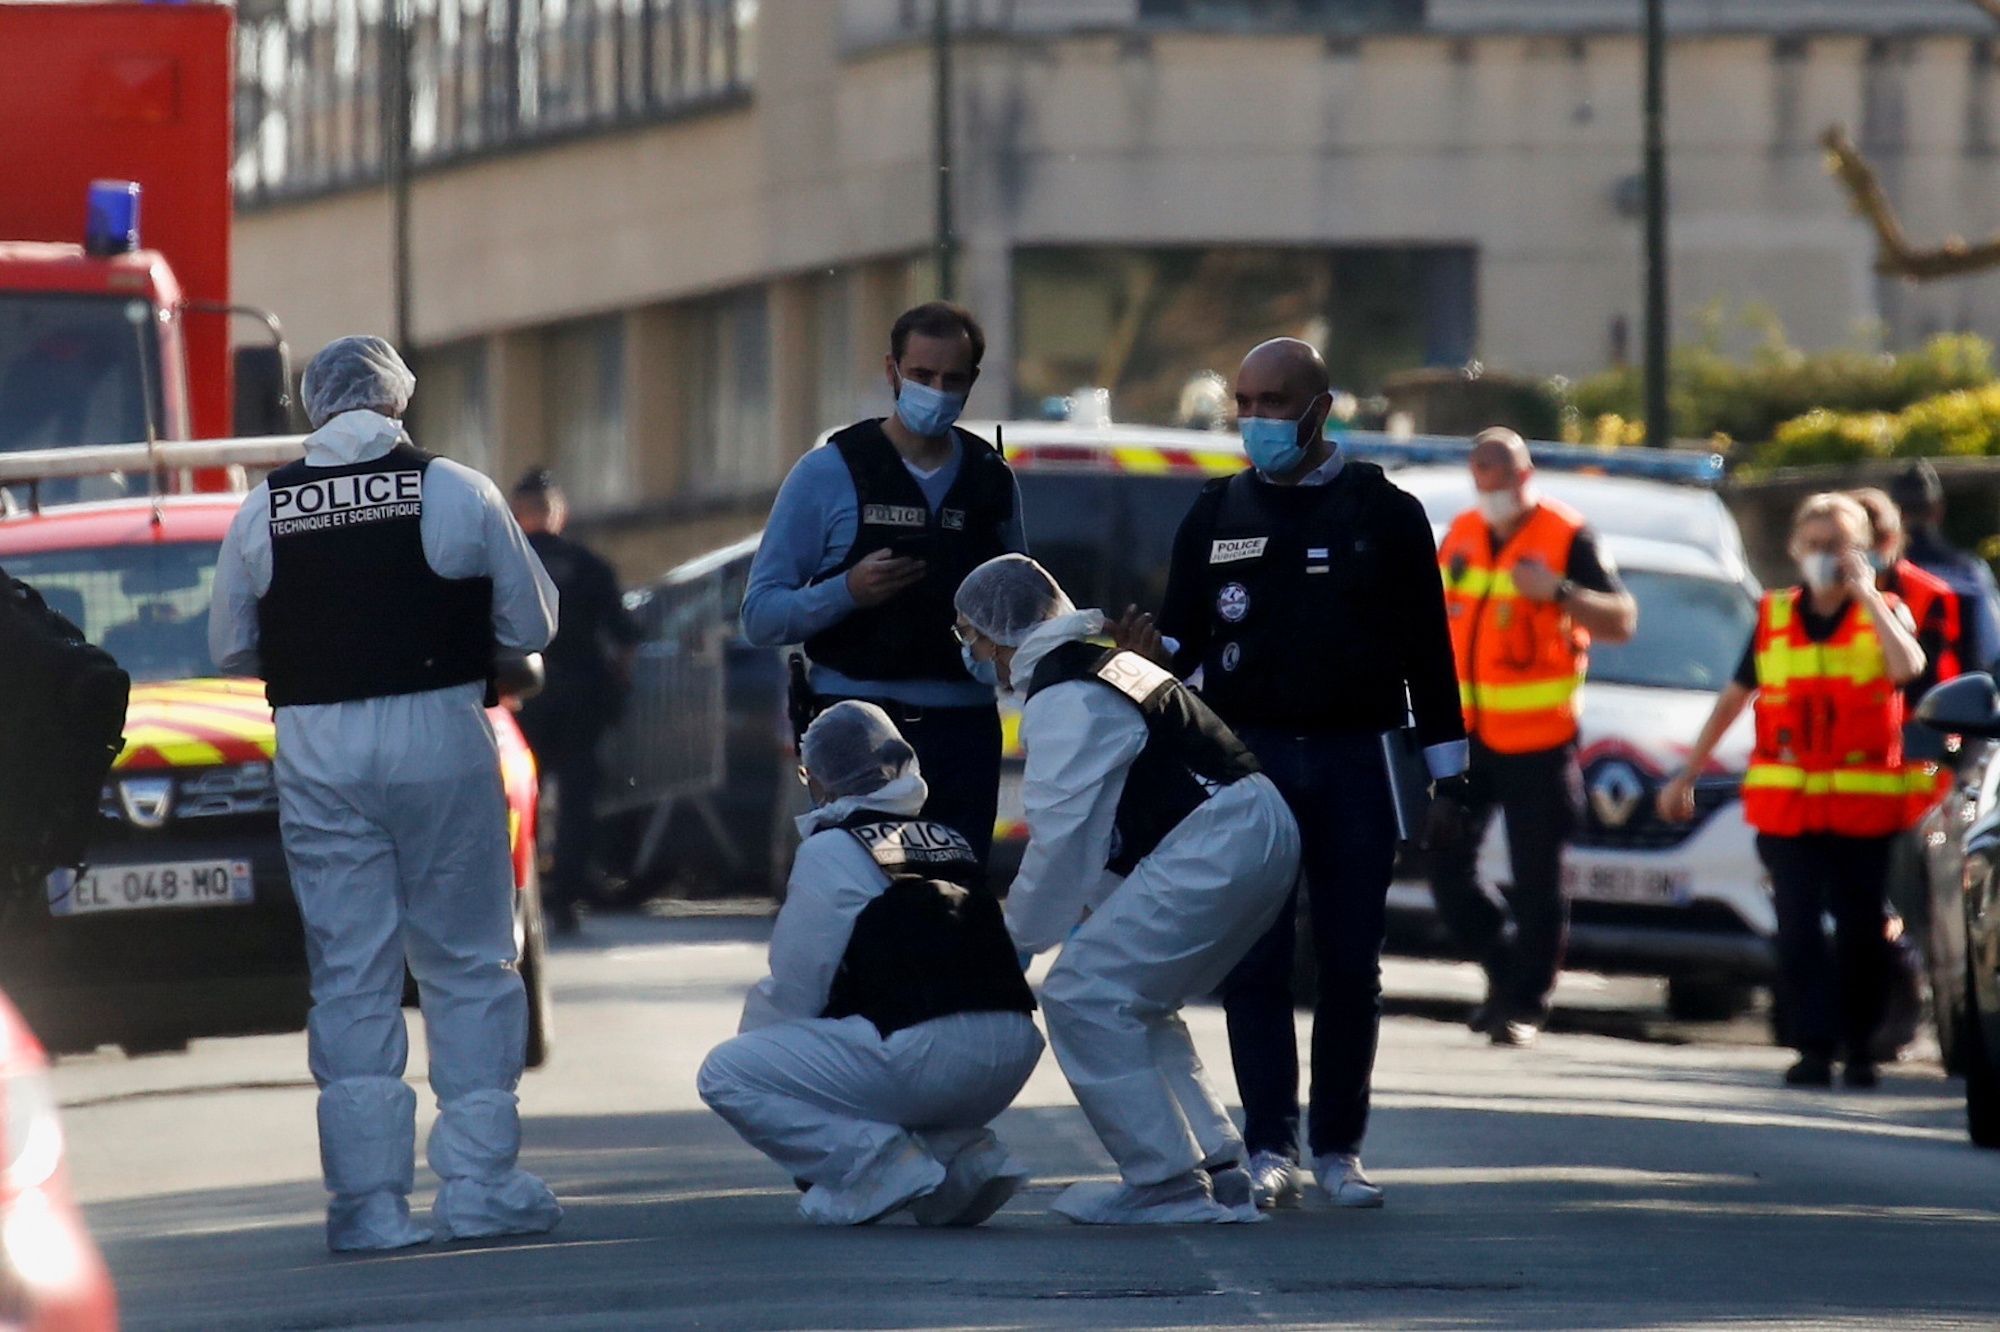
[952,555,1301,1225]
[699,701,1044,1227]
[210,336,563,1252]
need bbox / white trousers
[278,686,557,1246]
[699,1010,1045,1225]
[1041,774,1301,1186]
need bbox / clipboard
[1380,724,1433,845]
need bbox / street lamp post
[933,0,956,302]
[1643,0,1669,448]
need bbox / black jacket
[1156,460,1465,752]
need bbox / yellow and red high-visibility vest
[1438,498,1590,753]
[1742,588,1907,838]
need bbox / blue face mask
[894,377,968,438]
[962,641,1000,689]
[1240,410,1312,476]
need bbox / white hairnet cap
[301,335,416,429]
[801,701,919,800]
[953,554,1076,647]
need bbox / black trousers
[517,708,607,908]
[1427,740,1582,1022]
[1221,728,1398,1161]
[1757,832,1892,1062]
[820,698,1001,867]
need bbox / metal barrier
[600,612,726,818]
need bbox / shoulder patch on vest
[1094,651,1176,705]
[848,820,975,865]
[1209,537,1268,564]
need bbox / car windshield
[1590,569,1757,692]
[0,293,165,505]
[5,541,222,683]
[1016,470,1211,614]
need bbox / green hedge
[1759,385,2000,469]
[1564,326,1993,446]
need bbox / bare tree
[1823,0,2000,280]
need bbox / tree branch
[1821,125,2000,281]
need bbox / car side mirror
[494,651,546,703]
[233,345,292,435]
[1917,672,2000,738]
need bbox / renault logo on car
[117,775,175,830]
[1589,761,1645,828]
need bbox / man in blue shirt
[1892,459,2000,673]
[742,303,1026,863]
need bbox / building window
[1013,245,1477,424]
[683,288,776,498]
[809,270,860,435]
[544,316,628,509]
[1137,0,1425,27]
[409,339,493,477]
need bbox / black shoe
[1842,1061,1879,1089]
[1490,1020,1540,1048]
[1784,1055,1834,1087]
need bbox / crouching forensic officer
[699,701,1042,1227]
[209,336,563,1252]
[1430,428,1636,1047]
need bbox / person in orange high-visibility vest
[1430,428,1637,1048]
[1853,487,1963,826]
[1661,492,1925,1090]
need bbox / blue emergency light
[85,180,141,257]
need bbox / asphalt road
[51,907,2000,1331]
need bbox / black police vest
[803,421,1013,684]
[1026,642,1260,876]
[1188,462,1408,732]
[256,443,495,707]
[821,812,1035,1037]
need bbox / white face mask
[1476,488,1524,526]
[1799,552,1844,592]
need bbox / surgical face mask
[961,641,1000,689]
[1240,412,1312,476]
[1799,552,1844,592]
[893,376,968,438]
[1476,488,1525,527]
[1867,548,1894,573]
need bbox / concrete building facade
[234,0,2000,573]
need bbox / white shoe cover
[327,1190,432,1253]
[1051,1172,1256,1225]
[427,1089,562,1240]
[433,1170,563,1240]
[1204,1165,1262,1222]
[910,1135,1028,1228]
[798,1140,945,1227]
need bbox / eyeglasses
[951,622,981,647]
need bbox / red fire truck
[0,1,286,479]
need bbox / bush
[1758,385,2000,470]
[1563,316,1993,445]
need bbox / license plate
[47,860,254,917]
[1562,860,1689,906]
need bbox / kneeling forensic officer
[954,555,1302,1225]
[698,701,1044,1226]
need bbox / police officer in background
[1431,428,1636,1049]
[509,468,642,934]
[742,302,1027,863]
[1144,337,1467,1212]
[1891,459,2000,672]
[210,337,562,1251]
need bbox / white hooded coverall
[698,772,1045,1226]
[1006,613,1301,1220]
[210,409,563,1251]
